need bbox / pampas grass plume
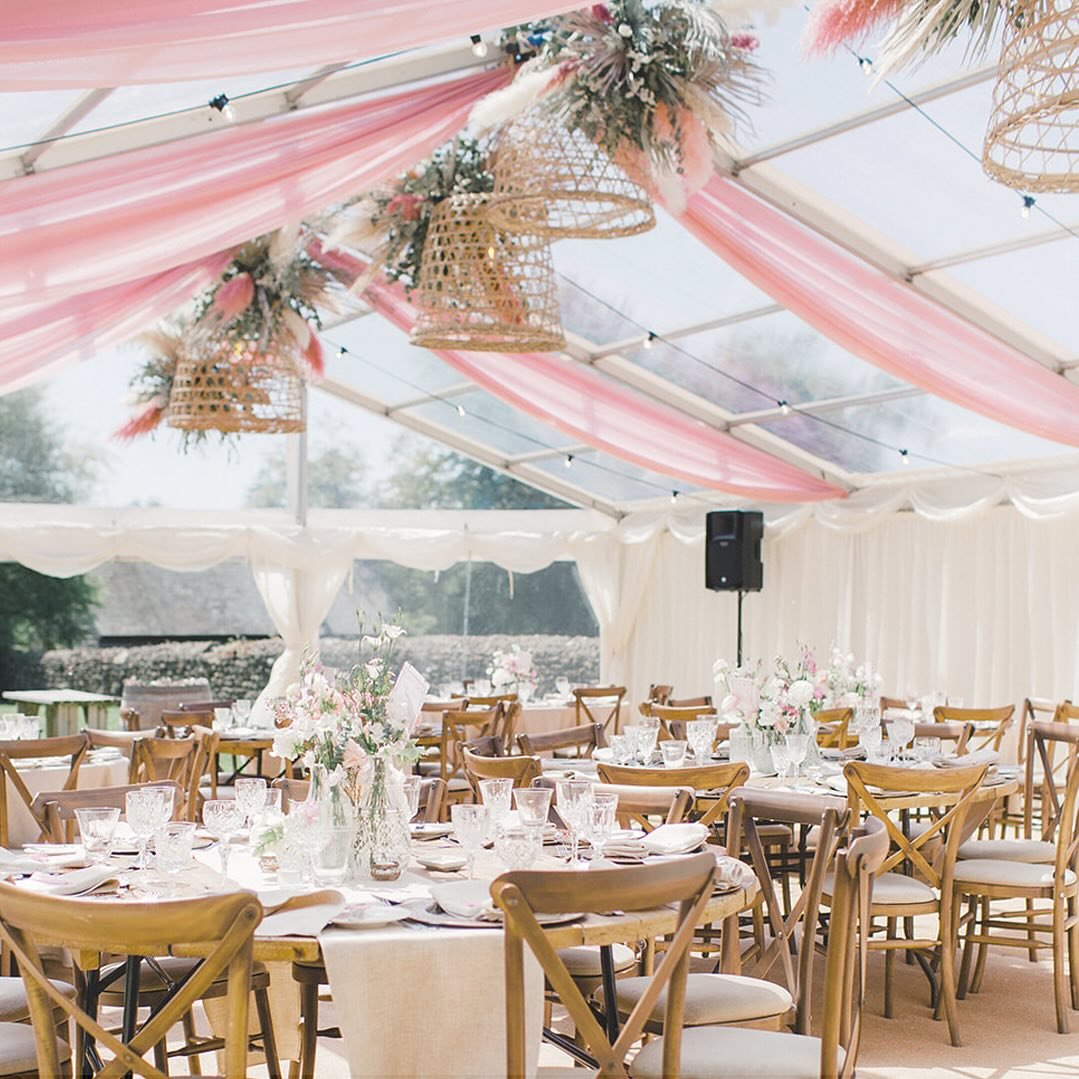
[212,272,254,321]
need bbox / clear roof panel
[0,89,86,152]
[530,448,702,502]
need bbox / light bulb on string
[1021,194,1036,219]
[858,56,874,75]
[208,93,234,121]
[335,345,347,359]
[456,404,467,417]
[778,399,791,416]
[469,34,488,58]
[670,490,679,505]
[642,331,656,351]
[899,448,910,465]
[564,454,574,469]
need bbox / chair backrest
[591,782,694,831]
[129,730,217,821]
[1026,720,1079,847]
[843,760,988,889]
[516,723,606,759]
[463,734,505,759]
[463,748,541,792]
[273,775,444,823]
[649,704,716,740]
[492,853,716,1078]
[421,698,469,713]
[273,776,310,807]
[913,720,973,755]
[441,706,501,784]
[933,704,1015,753]
[1017,697,1068,763]
[466,694,518,707]
[595,760,750,827]
[878,696,907,717]
[85,728,144,752]
[178,699,233,712]
[0,884,261,1078]
[573,686,627,734]
[158,709,214,738]
[33,780,184,844]
[725,788,850,1035]
[119,707,143,732]
[818,816,889,1079]
[495,701,522,755]
[647,683,673,706]
[666,696,711,709]
[0,734,90,846]
[815,707,854,749]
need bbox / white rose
[618,22,633,36]
[787,679,815,708]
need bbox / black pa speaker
[705,510,764,592]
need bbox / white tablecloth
[519,702,576,735]
[8,756,129,846]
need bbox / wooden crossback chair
[595,760,750,828]
[0,885,262,1079]
[440,706,501,793]
[574,686,627,735]
[627,817,889,1079]
[128,730,217,821]
[464,693,518,707]
[462,748,541,793]
[1020,702,1079,838]
[815,708,854,750]
[493,853,716,1078]
[933,704,1015,754]
[838,759,988,1046]
[646,684,673,707]
[647,704,716,741]
[32,780,183,844]
[517,723,606,760]
[158,709,214,738]
[0,734,89,846]
[1018,697,1061,765]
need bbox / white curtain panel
[621,506,1079,725]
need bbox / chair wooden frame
[646,704,717,741]
[595,783,694,832]
[128,730,217,821]
[0,885,261,1079]
[517,723,606,760]
[955,720,1079,1032]
[933,704,1015,754]
[462,748,541,792]
[574,687,627,735]
[0,734,89,846]
[595,760,750,827]
[815,708,853,750]
[840,759,988,1046]
[158,709,214,738]
[439,706,500,788]
[32,780,183,844]
[493,854,716,1078]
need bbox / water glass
[685,719,714,762]
[608,734,631,765]
[402,775,422,822]
[914,736,942,764]
[513,787,552,830]
[17,715,40,740]
[234,778,268,828]
[555,677,571,698]
[474,679,492,698]
[232,699,253,725]
[75,807,120,865]
[155,821,196,895]
[859,723,883,760]
[770,742,793,779]
[785,733,810,778]
[312,825,352,887]
[450,803,488,879]
[478,778,513,838]
[203,799,245,878]
[660,740,688,769]
[493,825,541,871]
[637,718,661,764]
[212,707,233,732]
[621,726,641,763]
[126,788,170,870]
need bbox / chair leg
[939,929,962,1048]
[1053,902,1070,1034]
[970,899,992,995]
[153,1039,169,1075]
[1068,897,1079,1011]
[299,981,320,1079]
[256,986,282,1079]
[956,896,976,1001]
[182,1011,203,1076]
[1027,898,1039,963]
[883,918,896,1019]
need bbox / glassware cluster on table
[211,698,255,732]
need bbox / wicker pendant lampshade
[166,333,306,434]
[983,0,1079,192]
[410,193,566,353]
[486,108,656,239]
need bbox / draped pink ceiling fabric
[0,251,231,395]
[0,66,508,313]
[682,177,1079,449]
[354,270,844,503]
[0,1,578,88]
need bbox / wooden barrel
[120,680,212,731]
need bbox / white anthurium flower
[362,635,380,649]
[381,625,405,639]
[365,659,383,678]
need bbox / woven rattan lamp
[166,334,306,434]
[983,0,1079,192]
[410,193,566,353]
[486,108,656,239]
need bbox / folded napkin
[0,847,58,875]
[26,865,119,896]
[934,749,1000,769]
[257,892,346,938]
[430,880,498,920]
[714,855,756,890]
[640,823,710,856]
[602,837,650,861]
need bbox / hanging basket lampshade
[166,332,306,434]
[410,192,566,353]
[485,107,656,239]
[983,0,1079,192]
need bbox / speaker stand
[736,590,745,668]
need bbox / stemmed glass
[770,741,792,780]
[202,799,245,878]
[234,778,268,831]
[585,793,618,866]
[888,716,916,762]
[784,733,809,779]
[637,718,661,764]
[555,778,594,869]
[450,803,488,880]
[126,787,170,871]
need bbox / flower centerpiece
[821,646,883,709]
[487,644,538,700]
[270,617,429,879]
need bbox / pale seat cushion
[0,1020,70,1075]
[630,1025,841,1079]
[824,870,936,906]
[604,973,793,1026]
[558,943,636,978]
[953,859,1075,889]
[957,838,1055,863]
[0,976,74,1022]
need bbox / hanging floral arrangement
[329,137,495,293]
[472,0,765,211]
[115,226,350,443]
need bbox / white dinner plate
[331,904,411,930]
[411,823,453,839]
[414,851,467,873]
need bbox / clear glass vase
[309,763,353,831]
[751,728,780,774]
[352,757,412,882]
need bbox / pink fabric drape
[0,1,578,88]
[682,178,1079,449]
[0,67,507,313]
[0,252,231,395]
[356,270,844,502]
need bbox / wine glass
[450,803,488,880]
[126,788,170,871]
[888,717,916,760]
[555,677,571,698]
[770,741,792,780]
[554,778,594,869]
[785,733,809,779]
[585,793,619,866]
[156,821,196,896]
[637,717,661,764]
[202,799,245,878]
[234,778,268,830]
